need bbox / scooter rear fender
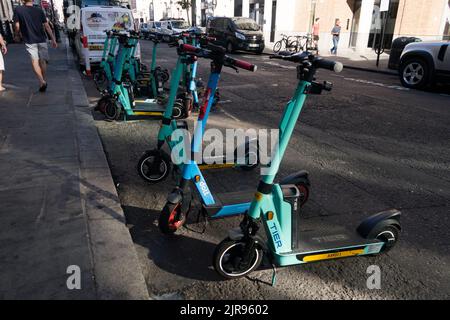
[357,209,401,239]
[279,170,310,186]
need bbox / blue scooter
[158,44,311,234]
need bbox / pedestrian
[0,33,7,92]
[13,0,57,92]
[330,19,341,55]
[312,17,320,54]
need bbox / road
[81,40,450,299]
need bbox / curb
[65,39,150,300]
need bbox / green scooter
[212,51,401,281]
[102,33,187,120]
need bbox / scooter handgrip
[180,43,201,53]
[233,59,257,72]
[316,59,343,73]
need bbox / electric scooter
[101,33,188,120]
[136,36,232,184]
[157,44,311,234]
[212,51,401,282]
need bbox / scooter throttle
[316,59,343,73]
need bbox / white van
[73,6,139,68]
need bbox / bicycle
[272,34,299,53]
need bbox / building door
[367,0,400,50]
[270,0,277,42]
[349,0,362,48]
[249,0,265,30]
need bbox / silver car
[399,41,450,89]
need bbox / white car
[73,6,139,69]
[399,41,450,89]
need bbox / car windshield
[232,18,260,31]
[171,20,190,29]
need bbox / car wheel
[226,42,234,53]
[399,58,430,89]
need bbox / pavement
[0,38,149,299]
[81,40,450,299]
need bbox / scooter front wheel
[137,150,171,183]
[159,202,186,234]
[104,99,121,120]
[172,100,186,119]
[213,238,263,279]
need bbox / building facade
[134,0,450,52]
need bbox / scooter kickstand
[271,264,277,286]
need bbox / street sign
[380,0,390,12]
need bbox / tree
[177,0,191,25]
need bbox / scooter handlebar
[179,43,202,54]
[226,57,257,72]
[316,58,343,73]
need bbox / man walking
[0,34,7,92]
[13,0,57,92]
[330,19,341,55]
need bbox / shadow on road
[125,205,224,282]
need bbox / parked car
[72,6,139,69]
[207,17,265,54]
[399,40,450,89]
[139,22,150,39]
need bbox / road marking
[220,108,241,122]
[343,77,410,92]
[217,99,232,104]
[264,61,297,70]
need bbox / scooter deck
[293,225,380,253]
[203,189,255,217]
[132,100,165,116]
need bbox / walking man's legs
[26,43,49,91]
[31,59,46,85]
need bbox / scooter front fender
[227,228,269,252]
[167,189,183,204]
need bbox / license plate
[249,43,260,48]
[89,44,103,50]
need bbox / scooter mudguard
[228,228,269,252]
[279,170,310,186]
[357,209,401,239]
[167,189,183,204]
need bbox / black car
[207,17,265,54]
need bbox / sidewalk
[0,39,149,299]
[264,46,397,75]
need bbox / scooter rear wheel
[159,203,186,234]
[296,182,310,207]
[375,225,400,253]
[213,238,263,279]
[137,150,171,183]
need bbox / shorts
[0,52,4,71]
[313,35,320,41]
[25,42,49,61]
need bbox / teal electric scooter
[212,51,401,281]
[101,33,187,120]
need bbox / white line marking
[221,108,241,122]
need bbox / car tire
[399,57,430,89]
[226,41,234,53]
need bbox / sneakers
[39,82,47,92]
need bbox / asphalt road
[81,41,450,299]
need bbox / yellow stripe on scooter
[302,249,364,262]
[134,112,163,116]
[198,163,235,169]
